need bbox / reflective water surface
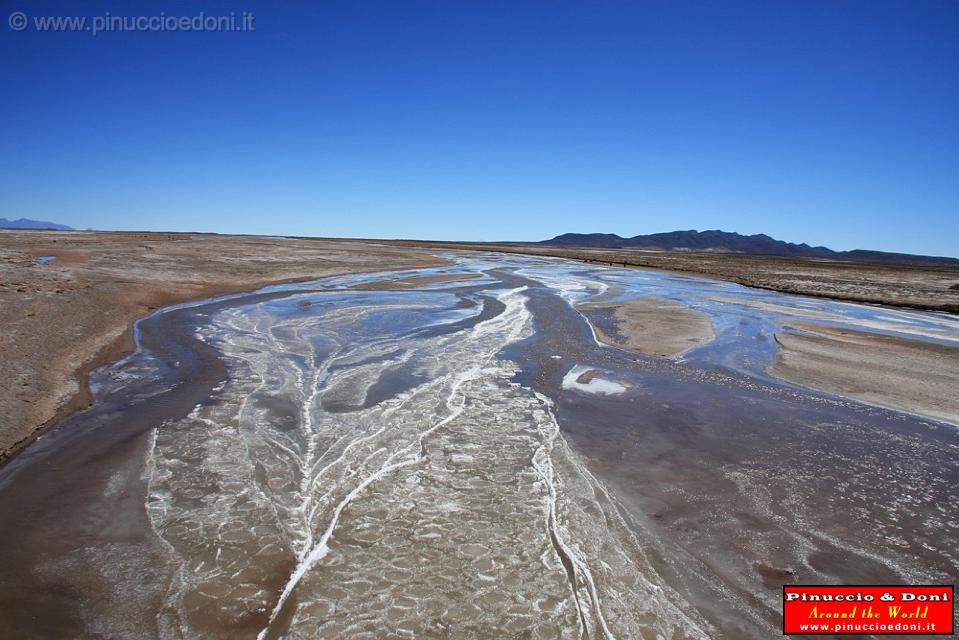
[0,253,956,639]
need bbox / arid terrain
[3,230,958,465]
[772,322,959,425]
[400,241,959,313]
[1,239,957,639]
[0,230,443,462]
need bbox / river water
[0,253,956,639]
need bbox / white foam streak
[255,287,532,639]
[532,393,616,640]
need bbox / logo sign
[783,585,954,635]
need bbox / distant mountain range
[0,218,74,230]
[542,230,958,265]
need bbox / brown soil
[0,230,444,463]
[580,297,715,358]
[575,369,602,384]
[770,322,959,425]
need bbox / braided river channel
[1,253,956,639]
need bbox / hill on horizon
[542,229,958,266]
[0,218,74,231]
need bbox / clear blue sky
[2,1,957,255]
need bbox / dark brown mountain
[542,230,958,265]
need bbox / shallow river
[0,253,956,639]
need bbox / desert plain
[0,230,442,461]
[1,230,958,639]
[3,230,959,463]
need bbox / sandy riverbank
[578,297,715,358]
[770,322,959,425]
[0,231,444,462]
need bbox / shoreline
[577,297,716,359]
[769,323,959,427]
[1,274,338,465]
[0,232,448,465]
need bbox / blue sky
[1,1,957,255]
